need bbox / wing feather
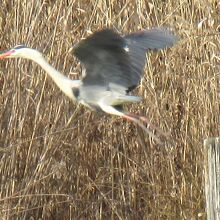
[73,29,134,89]
[124,28,178,87]
[72,28,177,91]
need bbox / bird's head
[0,45,43,60]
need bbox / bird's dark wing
[72,29,134,89]
[124,28,178,88]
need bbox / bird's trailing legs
[122,112,169,144]
[99,102,168,144]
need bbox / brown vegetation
[0,0,219,219]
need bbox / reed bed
[0,0,219,219]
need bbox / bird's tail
[111,95,142,105]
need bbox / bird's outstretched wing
[72,29,134,90]
[124,28,178,88]
[72,28,177,91]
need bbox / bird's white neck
[32,55,81,100]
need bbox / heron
[0,28,177,143]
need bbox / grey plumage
[124,28,177,88]
[72,28,177,110]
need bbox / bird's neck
[33,55,81,100]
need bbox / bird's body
[0,28,177,143]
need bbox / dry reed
[0,0,220,219]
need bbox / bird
[0,28,177,143]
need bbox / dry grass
[0,0,219,219]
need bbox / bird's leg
[99,102,163,144]
[125,112,170,138]
[121,113,163,144]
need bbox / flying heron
[0,28,177,143]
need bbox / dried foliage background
[0,0,219,219]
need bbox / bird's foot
[123,112,169,145]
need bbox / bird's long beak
[0,50,15,59]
